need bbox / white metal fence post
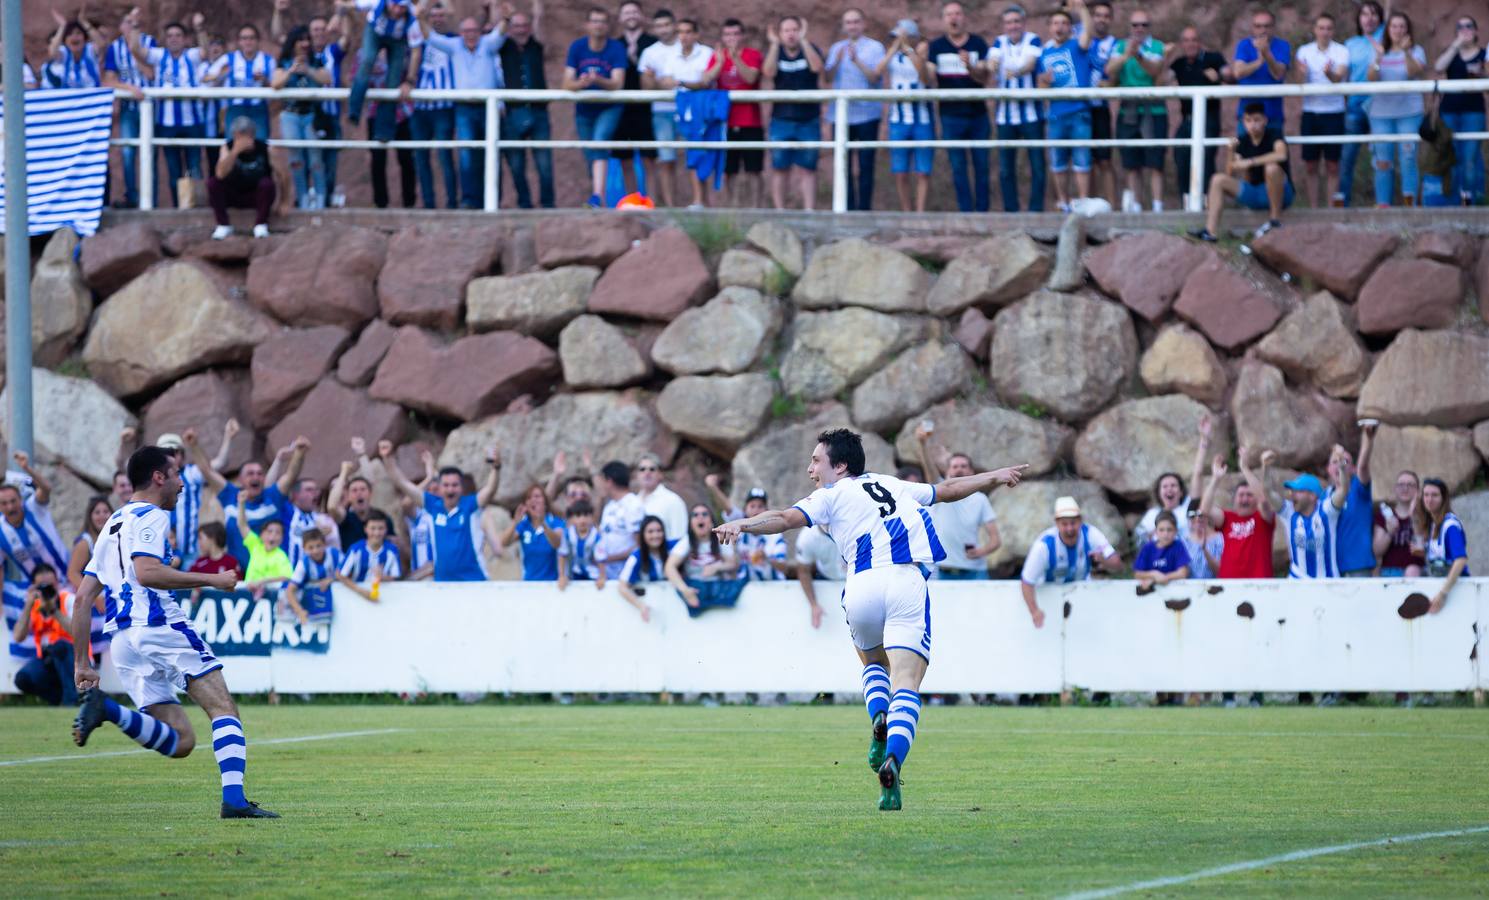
[1187,94,1207,213]
[831,96,849,213]
[484,95,500,212]
[138,97,154,211]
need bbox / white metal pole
[138,97,155,211]
[484,96,499,212]
[1187,94,1207,212]
[832,96,849,213]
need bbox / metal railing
[112,79,1489,213]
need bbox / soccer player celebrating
[70,446,279,819]
[714,428,1027,810]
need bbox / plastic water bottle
[330,186,347,209]
[303,187,320,211]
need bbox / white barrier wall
[2,579,1483,695]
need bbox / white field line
[0,727,406,767]
[1063,825,1489,900]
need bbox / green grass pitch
[3,704,1487,896]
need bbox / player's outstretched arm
[714,507,809,544]
[934,464,1029,504]
[135,556,239,593]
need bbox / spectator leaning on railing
[616,515,670,622]
[1019,496,1122,630]
[1420,479,1470,614]
[557,499,606,591]
[665,504,743,618]
[925,1,991,214]
[499,485,565,582]
[1133,510,1190,591]
[1374,470,1425,577]
[793,524,840,629]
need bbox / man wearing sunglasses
[634,453,688,543]
[1231,9,1290,130]
[1105,10,1167,212]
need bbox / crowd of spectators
[12,2,1484,213]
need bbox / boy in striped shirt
[340,511,401,596]
[283,528,350,624]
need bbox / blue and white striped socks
[212,717,248,808]
[885,689,922,767]
[103,698,178,757]
[861,664,891,722]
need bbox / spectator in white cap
[634,453,688,542]
[1019,495,1121,628]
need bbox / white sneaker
[252,224,270,239]
[1151,200,1164,212]
[1120,189,1140,213]
[211,225,234,240]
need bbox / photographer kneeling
[11,564,77,706]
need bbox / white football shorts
[839,563,932,661]
[108,623,221,709]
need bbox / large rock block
[558,315,649,388]
[82,261,270,397]
[716,248,785,294]
[990,291,1137,423]
[657,373,776,455]
[336,319,399,387]
[652,287,783,376]
[780,307,922,401]
[250,325,352,427]
[1453,490,1489,578]
[246,225,387,328]
[1250,224,1397,300]
[587,228,711,321]
[1357,329,1489,427]
[78,222,161,296]
[1414,229,1478,269]
[1476,421,1489,464]
[1074,395,1230,501]
[891,398,1073,477]
[953,307,993,360]
[30,229,92,367]
[1355,258,1465,336]
[1085,232,1212,323]
[1369,425,1481,503]
[0,369,135,487]
[1230,360,1337,469]
[1138,323,1228,407]
[1173,256,1284,350]
[745,221,804,276]
[851,341,974,433]
[534,215,645,268]
[1255,292,1370,399]
[925,232,1051,316]
[441,390,679,507]
[791,238,930,313]
[732,403,894,512]
[143,370,256,473]
[986,479,1129,571]
[467,266,599,337]
[369,327,560,422]
[377,225,500,329]
[266,381,407,483]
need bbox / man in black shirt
[207,116,279,240]
[922,1,991,212]
[1191,102,1294,242]
[1168,27,1228,206]
[498,0,554,208]
[611,2,658,198]
[763,15,824,209]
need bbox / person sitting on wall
[1190,101,1294,242]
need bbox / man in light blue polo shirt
[382,440,499,582]
[825,8,886,210]
[412,1,507,209]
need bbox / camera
[36,583,57,601]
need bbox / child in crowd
[282,527,348,625]
[558,499,606,591]
[233,503,291,597]
[1133,510,1192,590]
[1182,500,1224,579]
[339,511,400,601]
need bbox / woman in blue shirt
[500,485,564,581]
[1420,478,1469,614]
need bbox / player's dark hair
[1154,510,1179,531]
[198,520,228,548]
[600,461,631,489]
[635,515,668,577]
[818,429,866,477]
[1152,471,1185,505]
[567,499,595,518]
[1242,101,1266,117]
[127,446,175,492]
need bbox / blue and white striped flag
[0,88,113,236]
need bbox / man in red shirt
[1199,445,1278,579]
[704,19,764,207]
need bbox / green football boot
[867,712,888,771]
[877,756,902,811]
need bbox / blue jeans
[576,105,622,163]
[846,119,879,210]
[1047,109,1092,173]
[348,23,407,139]
[889,119,935,174]
[1369,112,1423,205]
[1339,102,1370,206]
[117,100,140,206]
[224,103,270,142]
[1441,109,1486,201]
[454,103,487,209]
[156,122,203,207]
[15,641,76,706]
[769,116,820,171]
[318,116,341,196]
[279,110,326,207]
[411,106,457,209]
[998,119,1046,212]
[502,105,555,209]
[939,112,990,212]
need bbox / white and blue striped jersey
[361,0,417,41]
[291,546,344,619]
[43,45,103,88]
[1285,500,1342,579]
[0,497,70,584]
[209,50,275,104]
[1020,524,1117,584]
[561,524,602,580]
[87,501,181,633]
[340,539,402,583]
[738,532,789,581]
[169,463,205,561]
[415,36,455,110]
[407,510,436,573]
[315,41,346,115]
[104,34,155,88]
[886,51,932,125]
[792,474,946,575]
[284,504,323,571]
[145,46,205,127]
[990,32,1043,124]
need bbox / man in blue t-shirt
[1036,1,1095,210]
[186,431,308,571]
[1326,423,1377,576]
[381,440,498,582]
[562,8,628,208]
[1232,9,1291,128]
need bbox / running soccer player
[714,428,1027,810]
[69,446,279,819]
